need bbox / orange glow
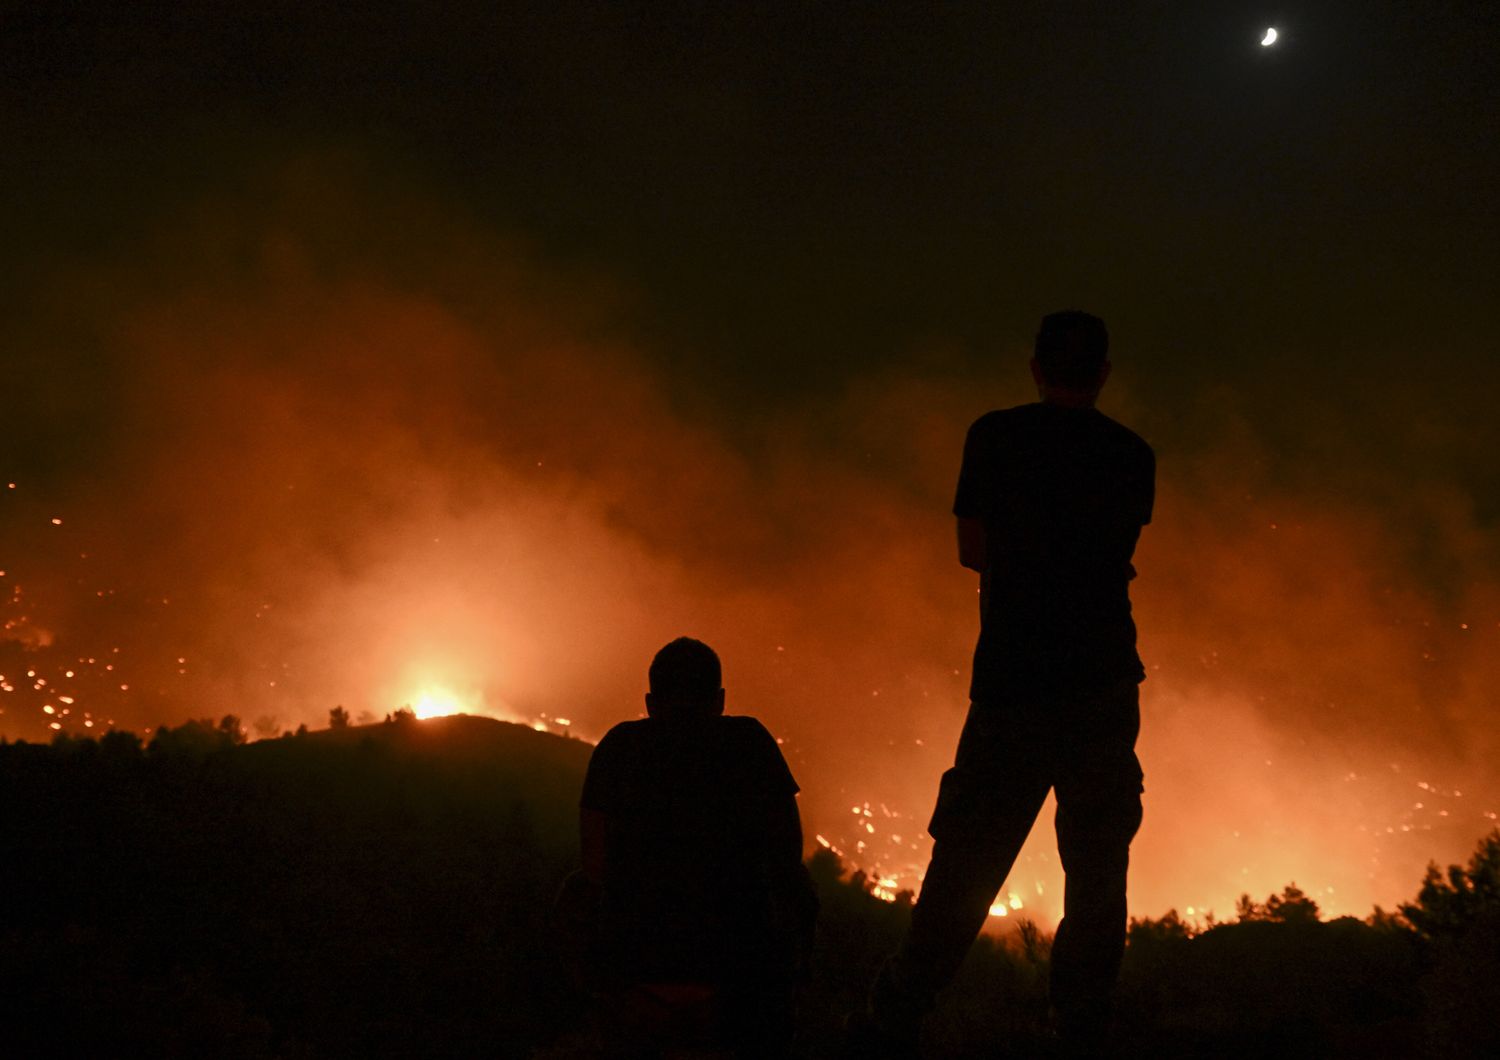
[2,191,1496,933]
[411,686,471,720]
[986,894,1025,919]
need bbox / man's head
[1031,310,1111,406]
[645,637,726,721]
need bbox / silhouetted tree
[1127,909,1191,947]
[1264,883,1320,925]
[150,718,236,758]
[1015,918,1051,967]
[1400,830,1500,1055]
[1401,828,1500,939]
[1235,884,1320,925]
[98,729,143,760]
[806,847,843,891]
[329,706,350,729]
[49,731,87,753]
[217,715,246,745]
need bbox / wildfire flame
[4,224,1497,933]
[410,686,471,720]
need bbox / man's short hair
[1035,310,1109,390]
[648,637,722,703]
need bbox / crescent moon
[1261,27,1278,46]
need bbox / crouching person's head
[646,637,725,722]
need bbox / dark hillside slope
[0,716,592,1059]
[5,715,1496,1057]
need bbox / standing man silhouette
[864,311,1154,1054]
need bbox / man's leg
[872,708,1050,1037]
[892,814,1045,997]
[1049,682,1144,1046]
[722,978,795,1059]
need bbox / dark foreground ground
[3,715,1497,1058]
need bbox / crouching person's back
[578,637,815,1057]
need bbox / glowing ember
[983,894,1025,919]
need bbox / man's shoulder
[592,717,652,756]
[720,715,797,791]
[581,718,654,806]
[601,717,652,738]
[714,713,786,755]
[968,404,1034,433]
[962,406,1039,457]
[596,715,775,751]
[1093,412,1154,462]
[720,712,773,734]
[969,404,1147,444]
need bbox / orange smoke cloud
[3,162,1496,925]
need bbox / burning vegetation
[4,169,1499,932]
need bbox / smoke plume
[4,159,1496,923]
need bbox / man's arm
[580,806,607,885]
[769,789,805,866]
[957,515,987,572]
[953,415,990,572]
[578,729,618,886]
[765,785,818,968]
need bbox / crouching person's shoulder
[722,713,780,749]
[582,719,652,804]
[722,713,770,734]
[590,717,652,758]
[723,714,798,791]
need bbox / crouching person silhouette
[573,637,815,1057]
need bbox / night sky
[4,2,1499,921]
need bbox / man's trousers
[886,678,1145,1031]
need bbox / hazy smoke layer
[4,165,1496,923]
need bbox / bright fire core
[411,687,470,719]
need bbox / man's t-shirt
[954,402,1155,701]
[580,714,800,983]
